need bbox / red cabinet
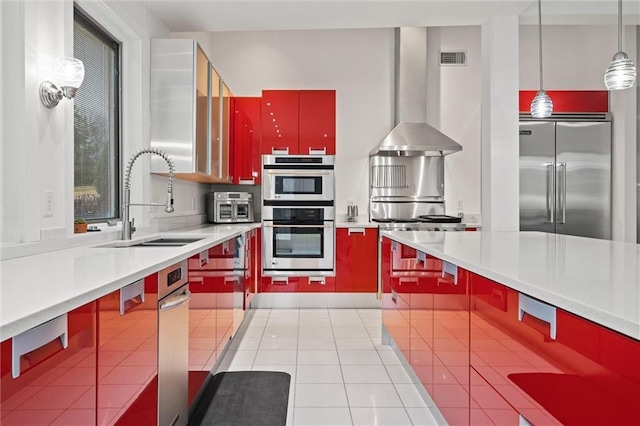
[261,276,299,292]
[298,276,336,292]
[260,89,336,155]
[470,272,640,426]
[1,302,97,426]
[299,90,336,155]
[336,227,378,292]
[232,97,261,184]
[97,275,158,426]
[261,90,299,154]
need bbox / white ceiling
[140,0,640,33]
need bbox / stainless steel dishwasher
[158,259,191,426]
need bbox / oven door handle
[263,223,334,228]
[266,171,332,176]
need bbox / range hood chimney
[370,28,463,157]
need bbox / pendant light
[530,0,553,118]
[604,0,636,90]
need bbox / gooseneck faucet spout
[122,148,175,240]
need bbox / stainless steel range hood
[370,28,462,157]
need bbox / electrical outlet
[43,190,54,217]
[457,200,464,211]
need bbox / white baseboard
[250,293,382,309]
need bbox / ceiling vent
[440,50,466,66]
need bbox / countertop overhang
[0,224,260,341]
[381,230,640,340]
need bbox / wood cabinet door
[299,90,336,155]
[261,90,299,154]
[1,302,97,426]
[336,227,378,292]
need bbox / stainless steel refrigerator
[519,115,612,239]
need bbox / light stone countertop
[0,223,260,341]
[382,230,640,340]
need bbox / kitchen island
[380,230,639,425]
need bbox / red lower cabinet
[335,227,378,292]
[470,368,521,425]
[470,272,640,426]
[298,276,336,292]
[97,274,158,426]
[0,302,97,426]
[261,276,299,292]
[431,263,470,426]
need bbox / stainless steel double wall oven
[262,155,335,277]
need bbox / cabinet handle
[272,277,289,285]
[415,250,426,266]
[441,261,458,285]
[271,147,289,155]
[198,250,209,267]
[399,277,419,285]
[120,279,145,315]
[518,293,557,340]
[519,414,533,426]
[308,277,326,285]
[347,227,366,236]
[159,289,192,311]
[224,276,239,284]
[12,313,68,378]
[308,147,327,155]
[238,177,255,185]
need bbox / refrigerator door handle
[557,162,567,224]
[545,162,555,223]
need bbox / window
[73,8,120,221]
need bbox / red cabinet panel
[470,367,521,426]
[1,302,97,426]
[232,97,261,184]
[298,276,336,292]
[261,90,299,154]
[261,276,299,292]
[299,90,336,155]
[98,275,158,426]
[470,271,640,426]
[336,227,378,292]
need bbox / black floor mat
[189,371,291,426]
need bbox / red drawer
[261,276,299,292]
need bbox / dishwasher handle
[160,289,192,312]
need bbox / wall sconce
[39,57,85,108]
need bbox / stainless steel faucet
[122,148,175,240]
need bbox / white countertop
[382,230,640,340]
[0,223,259,341]
[335,214,379,228]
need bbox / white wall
[427,26,482,220]
[1,1,210,257]
[194,28,396,215]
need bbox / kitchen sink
[96,237,204,248]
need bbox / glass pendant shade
[531,90,553,118]
[604,51,637,90]
[54,57,85,89]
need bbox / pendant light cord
[617,0,622,52]
[538,0,544,90]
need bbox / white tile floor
[214,309,441,426]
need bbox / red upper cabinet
[261,90,300,154]
[233,97,262,184]
[336,227,377,292]
[299,90,336,155]
[260,89,336,155]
